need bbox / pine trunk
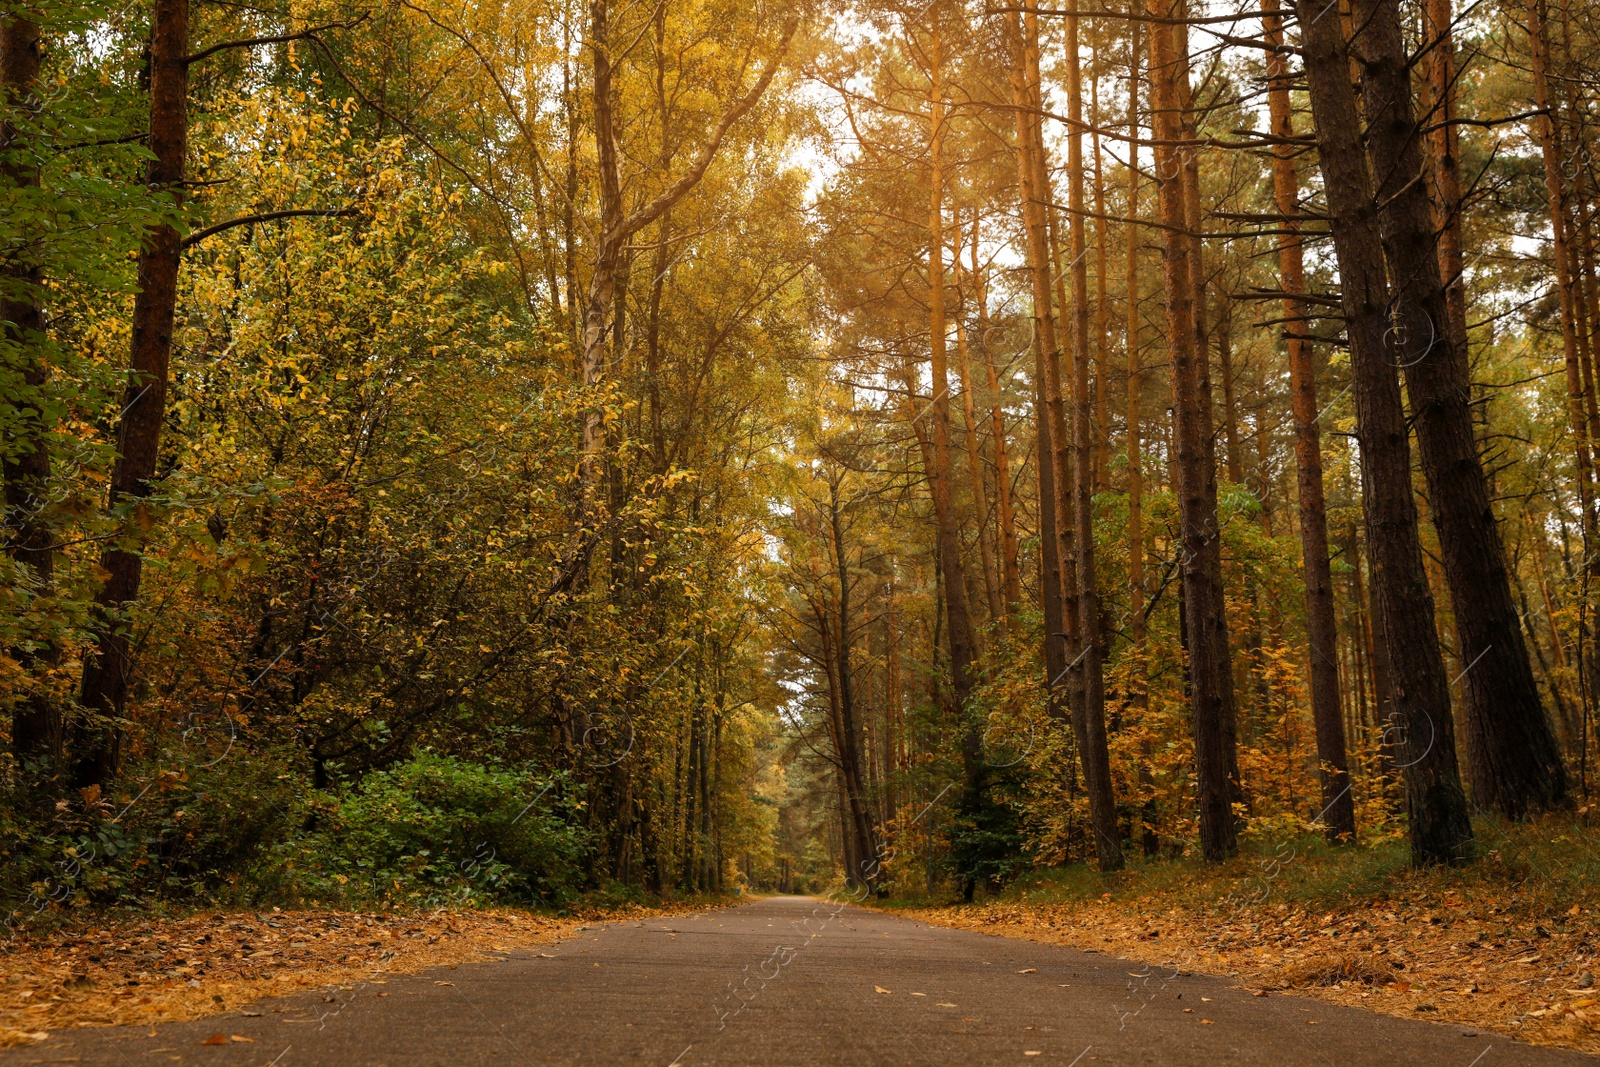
[927,29,985,827]
[1295,0,1473,865]
[1263,0,1355,841]
[1066,5,1124,871]
[1351,0,1569,819]
[1147,0,1236,860]
[1008,4,1072,721]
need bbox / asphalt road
[5,895,1593,1066]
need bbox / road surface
[4,895,1591,1066]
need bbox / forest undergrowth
[889,816,1600,1053]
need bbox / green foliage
[301,754,588,906]
[0,745,306,915]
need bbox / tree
[1262,0,1354,841]
[1146,0,1237,862]
[1294,0,1473,865]
[1350,0,1569,820]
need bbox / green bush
[313,753,588,906]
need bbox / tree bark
[972,216,1022,617]
[1007,4,1072,721]
[1091,71,1111,491]
[75,0,191,787]
[954,213,1004,627]
[1125,10,1158,858]
[1351,0,1569,819]
[1263,0,1354,841]
[1528,0,1598,545]
[1065,3,1123,870]
[1146,0,1236,860]
[926,28,984,828]
[1295,0,1473,865]
[827,478,879,884]
[2,3,57,763]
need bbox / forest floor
[887,815,1600,1055]
[0,895,731,1048]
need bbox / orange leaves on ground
[0,900,715,1048]
[902,892,1600,1055]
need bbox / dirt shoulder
[892,890,1599,1055]
[0,898,727,1048]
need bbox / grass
[883,811,1600,921]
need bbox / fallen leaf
[911,992,926,997]
[201,1034,228,1046]
[1024,1052,1042,1057]
[1018,968,1037,974]
[1201,1019,1215,1025]
[229,1035,255,1043]
[874,986,892,994]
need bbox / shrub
[313,753,588,906]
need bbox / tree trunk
[1008,4,1072,721]
[1528,0,1598,544]
[1146,0,1236,860]
[1295,0,1473,865]
[1065,4,1123,870]
[1125,11,1158,857]
[828,479,879,884]
[2,4,57,763]
[1421,0,1469,373]
[972,216,1022,617]
[1351,0,1569,819]
[926,28,984,823]
[954,213,1004,627]
[1263,0,1355,841]
[75,0,190,787]
[1125,12,1146,663]
[1091,71,1111,490]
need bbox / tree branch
[611,15,799,245]
[185,13,368,66]
[182,207,355,250]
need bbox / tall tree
[75,0,192,787]
[1262,0,1354,841]
[924,21,984,867]
[1006,2,1072,726]
[1528,0,1598,545]
[1295,0,1473,865]
[1146,0,1236,861]
[1350,0,1569,819]
[2,2,55,763]
[1064,0,1123,871]
[578,0,795,513]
